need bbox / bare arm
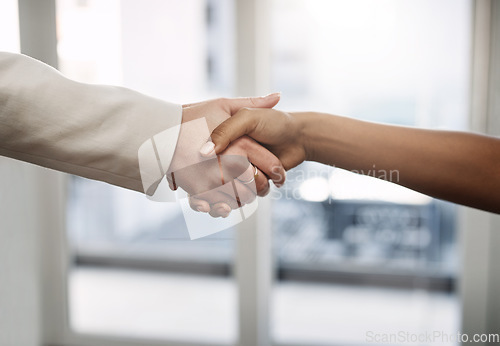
[297,112,500,213]
[209,108,500,214]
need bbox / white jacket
[0,52,182,193]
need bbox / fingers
[238,137,286,187]
[189,196,233,218]
[234,180,257,205]
[209,109,260,155]
[207,93,281,154]
[224,92,280,115]
[255,167,271,196]
[208,179,257,217]
[189,164,261,217]
[200,135,285,187]
[188,195,210,212]
[183,92,279,111]
[209,203,232,218]
[234,165,258,203]
[191,178,255,209]
[237,164,269,197]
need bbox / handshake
[139,92,303,219]
[138,92,500,219]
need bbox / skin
[200,108,500,215]
[166,95,286,218]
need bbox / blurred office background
[0,0,499,346]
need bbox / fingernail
[217,207,230,218]
[200,141,215,156]
[265,92,281,98]
[217,204,231,217]
[197,206,207,213]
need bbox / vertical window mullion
[234,0,273,346]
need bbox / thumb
[225,92,280,114]
[201,109,259,156]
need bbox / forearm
[297,112,500,213]
[0,53,182,193]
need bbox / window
[0,0,20,53]
[58,0,237,343]
[50,0,472,345]
[270,0,470,344]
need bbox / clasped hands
[166,93,299,218]
[162,93,500,216]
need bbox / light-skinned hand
[168,96,287,218]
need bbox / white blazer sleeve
[0,52,182,193]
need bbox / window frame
[459,0,500,338]
[24,0,500,345]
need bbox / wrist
[169,117,211,173]
[291,112,322,162]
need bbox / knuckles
[211,126,228,142]
[238,107,253,115]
